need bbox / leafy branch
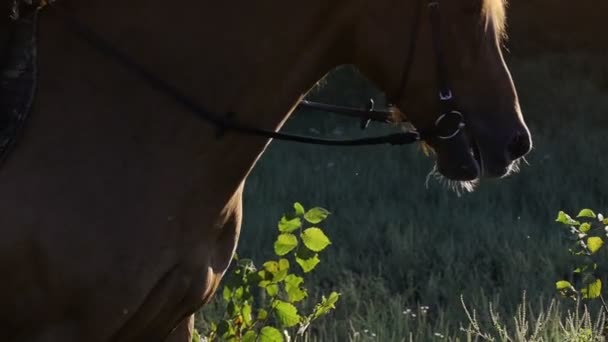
[555,209,608,307]
[200,203,340,342]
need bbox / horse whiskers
[420,143,478,195]
[500,157,523,178]
[424,165,479,196]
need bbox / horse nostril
[506,131,531,161]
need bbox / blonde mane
[483,0,508,39]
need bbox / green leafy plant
[200,203,339,342]
[554,209,608,341]
[555,209,608,303]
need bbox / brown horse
[0,0,530,340]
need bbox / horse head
[354,0,531,190]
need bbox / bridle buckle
[439,89,453,101]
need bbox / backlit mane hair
[483,0,508,39]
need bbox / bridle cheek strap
[393,0,466,142]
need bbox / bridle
[297,0,466,144]
[10,0,466,147]
[389,0,466,142]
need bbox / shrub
[195,203,339,342]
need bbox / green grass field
[198,51,608,341]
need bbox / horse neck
[37,0,361,202]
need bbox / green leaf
[278,216,302,233]
[266,283,279,297]
[242,331,257,342]
[192,329,202,342]
[556,280,573,290]
[233,287,244,301]
[556,211,580,226]
[274,300,302,327]
[294,202,305,217]
[274,234,298,256]
[603,218,608,225]
[582,278,602,299]
[587,237,604,254]
[295,246,321,273]
[263,261,288,282]
[580,222,591,233]
[577,209,596,218]
[270,258,289,282]
[242,302,253,326]
[257,308,268,321]
[304,207,330,224]
[285,274,304,287]
[263,261,279,274]
[326,291,340,306]
[273,270,288,283]
[223,286,232,301]
[287,286,307,303]
[259,326,284,342]
[258,269,272,282]
[191,332,199,342]
[285,274,307,302]
[227,301,237,317]
[574,266,586,273]
[295,256,319,273]
[301,228,331,252]
[313,292,341,319]
[279,258,290,271]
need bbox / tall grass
[198,52,608,340]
